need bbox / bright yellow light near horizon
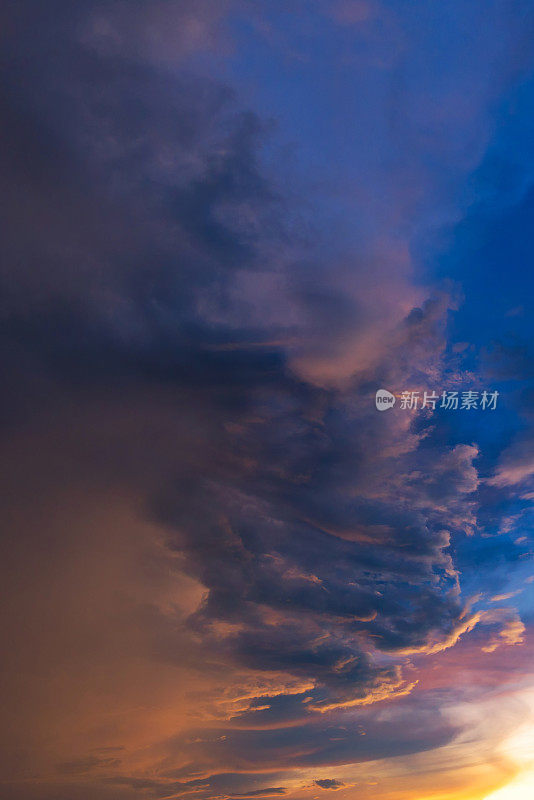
[483,707,534,800]
[483,770,534,800]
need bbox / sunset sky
[1,3,534,800]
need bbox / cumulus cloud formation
[0,2,533,800]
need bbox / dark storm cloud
[1,1,282,396]
[0,22,476,767]
[313,779,344,790]
[146,692,459,793]
[0,3,531,800]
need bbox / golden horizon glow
[480,691,534,800]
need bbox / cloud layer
[1,3,533,800]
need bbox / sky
[1,2,534,800]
